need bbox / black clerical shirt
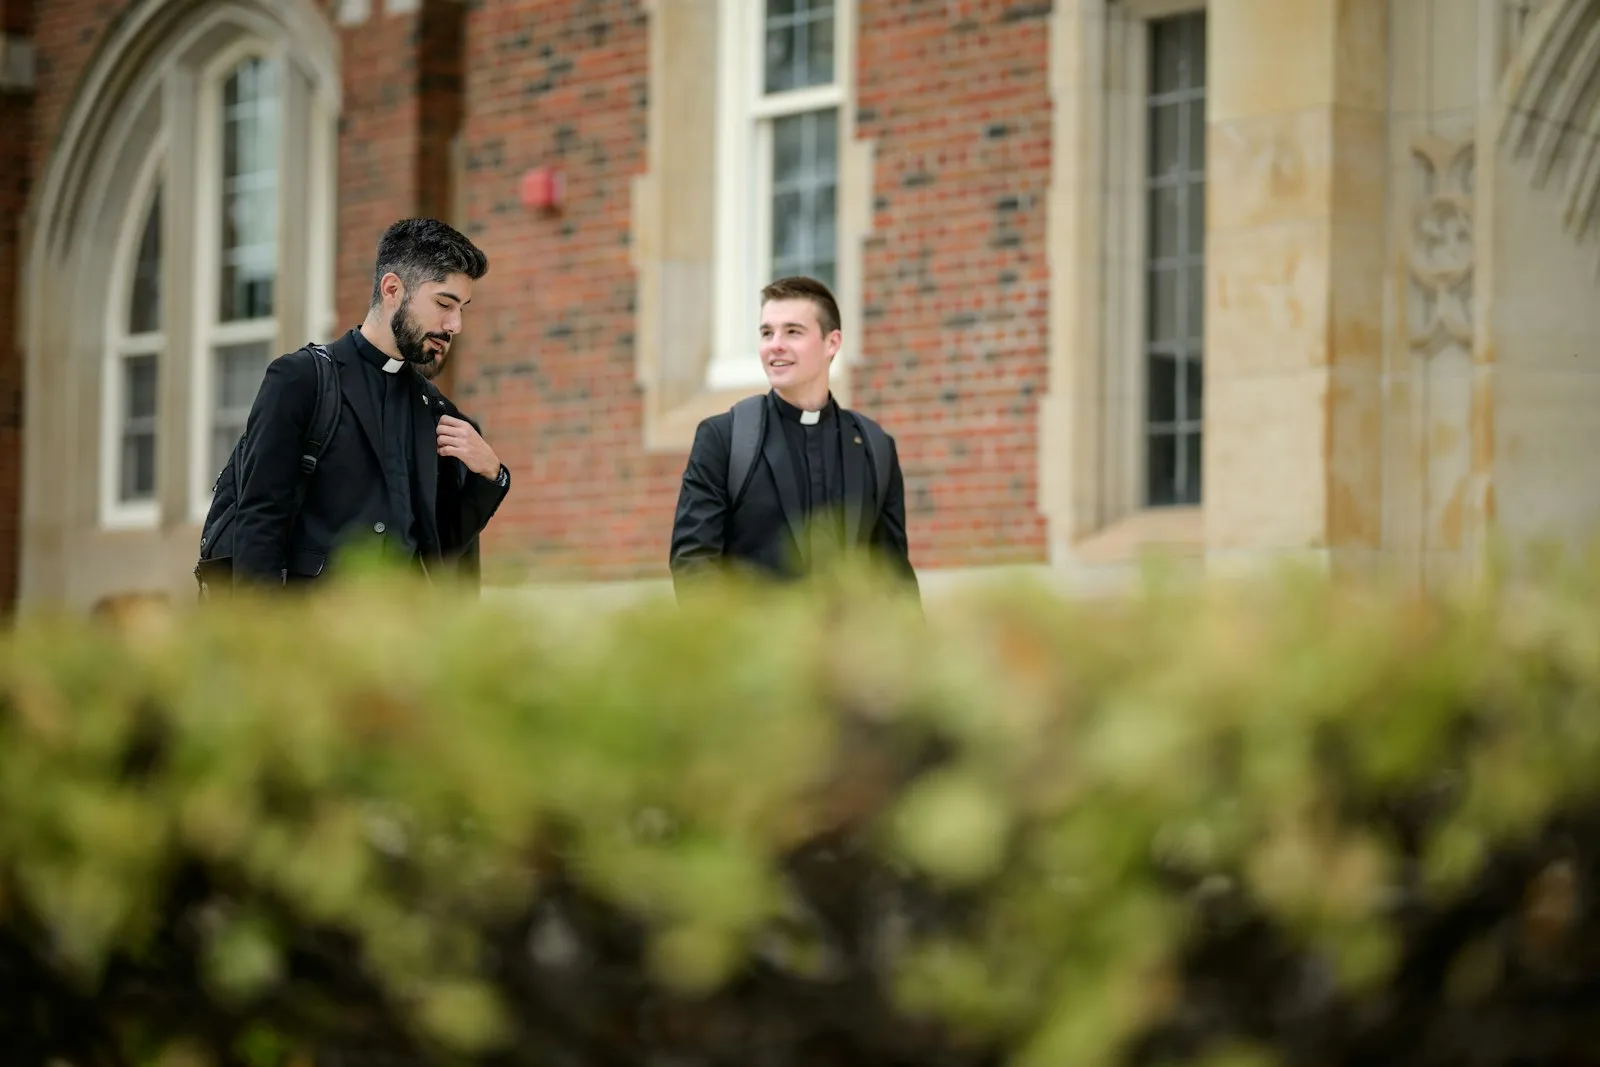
[352,331,423,561]
[770,391,845,560]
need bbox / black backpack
[725,394,892,523]
[194,343,342,594]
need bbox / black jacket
[669,395,917,597]
[231,329,508,586]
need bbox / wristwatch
[493,463,510,489]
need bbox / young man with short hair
[669,276,916,596]
[199,218,510,590]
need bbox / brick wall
[0,0,35,611]
[449,0,1054,580]
[11,0,1058,599]
[29,0,117,185]
[449,1,669,581]
[336,0,464,327]
[855,0,1053,568]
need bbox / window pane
[1147,268,1180,344]
[806,11,835,87]
[1188,16,1207,89]
[119,355,158,503]
[765,1,835,94]
[815,182,837,263]
[773,190,804,266]
[128,188,162,335]
[211,341,271,476]
[1184,356,1204,421]
[1187,181,1205,254]
[765,26,795,94]
[769,109,839,283]
[1146,429,1202,508]
[219,56,280,323]
[1148,186,1182,260]
[1147,431,1179,507]
[1148,104,1182,180]
[1183,430,1203,502]
[125,354,158,421]
[1147,354,1177,425]
[1146,12,1207,509]
[120,432,156,503]
[775,117,804,181]
[1188,100,1206,171]
[1185,263,1204,344]
[1151,12,1204,95]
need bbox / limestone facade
[1041,0,1600,589]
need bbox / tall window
[1144,13,1206,507]
[103,176,165,526]
[708,0,848,389]
[77,13,336,538]
[207,54,281,479]
[762,1,839,288]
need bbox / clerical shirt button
[373,521,386,534]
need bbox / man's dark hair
[761,276,841,337]
[369,218,489,307]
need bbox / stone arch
[18,0,340,610]
[1498,0,1600,256]
[27,0,338,272]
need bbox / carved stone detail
[1407,138,1476,354]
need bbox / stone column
[1202,0,1388,576]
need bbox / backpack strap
[850,410,894,529]
[726,394,767,510]
[291,343,342,521]
[299,344,340,474]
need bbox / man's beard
[390,301,450,379]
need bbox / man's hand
[437,415,502,480]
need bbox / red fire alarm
[519,166,565,212]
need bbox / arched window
[81,17,332,531]
[22,0,338,607]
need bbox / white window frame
[706,0,854,390]
[99,142,168,530]
[187,38,287,522]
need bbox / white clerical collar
[800,409,821,425]
[382,358,405,374]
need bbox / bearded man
[203,218,510,590]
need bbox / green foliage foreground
[5,558,1600,1067]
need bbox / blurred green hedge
[5,556,1600,1067]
